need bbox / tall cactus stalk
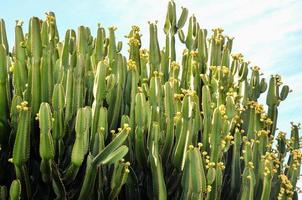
[0,1,301,200]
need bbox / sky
[1,0,302,195]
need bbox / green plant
[0,1,301,199]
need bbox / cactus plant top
[0,1,301,200]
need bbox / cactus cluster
[0,1,301,200]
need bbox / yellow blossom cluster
[212,28,224,44]
[290,149,302,170]
[46,12,55,23]
[190,50,198,57]
[127,59,137,71]
[140,49,149,60]
[257,130,269,137]
[261,152,280,176]
[16,101,29,111]
[277,131,286,140]
[278,174,294,200]
[128,37,140,47]
[231,53,244,61]
[251,65,260,72]
[131,25,140,33]
[170,61,180,71]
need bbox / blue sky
[1,0,302,192]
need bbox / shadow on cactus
[0,1,301,200]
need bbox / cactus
[0,1,301,199]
